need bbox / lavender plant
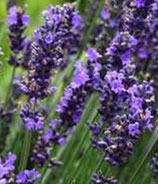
[0,0,158,183]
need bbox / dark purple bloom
[128,122,140,136]
[86,48,102,90]
[8,6,18,25]
[129,36,138,46]
[45,32,53,44]
[56,61,89,126]
[58,137,67,146]
[89,3,156,163]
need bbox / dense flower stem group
[1,0,158,183]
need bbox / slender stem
[5,66,16,105]
[0,66,16,150]
[77,0,87,14]
[19,131,32,171]
[18,130,32,171]
[86,156,106,184]
[69,145,91,184]
[62,130,90,180]
[129,132,158,184]
[95,156,105,172]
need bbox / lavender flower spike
[8,6,30,66]
[21,3,83,99]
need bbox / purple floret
[16,169,41,184]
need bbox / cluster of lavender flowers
[89,0,158,182]
[0,153,40,183]
[20,3,83,131]
[91,67,155,165]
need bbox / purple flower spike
[20,103,44,131]
[8,6,30,66]
[21,3,83,99]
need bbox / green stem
[69,145,91,184]
[5,66,16,104]
[63,130,89,173]
[0,66,16,150]
[18,131,32,171]
[129,131,158,184]
[77,0,88,15]
[95,156,105,172]
[86,156,106,184]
